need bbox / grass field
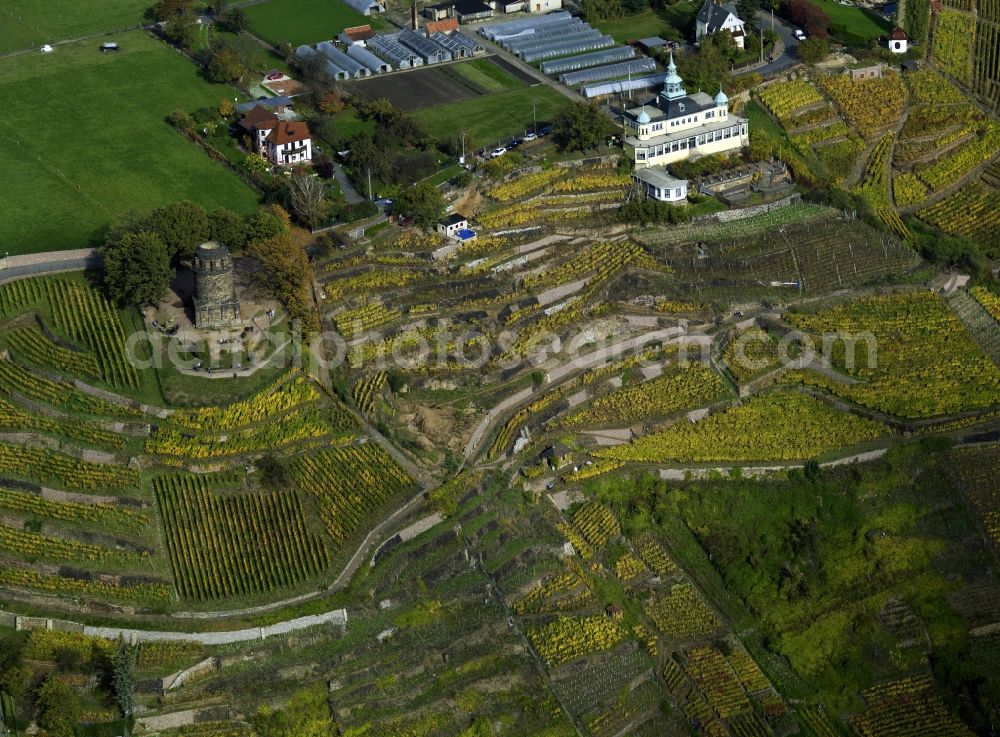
[0,31,259,256]
[594,4,699,44]
[0,0,149,52]
[811,0,891,40]
[244,0,386,47]
[414,84,567,146]
[449,57,523,94]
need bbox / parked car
[794,29,807,40]
[521,132,538,142]
[490,147,507,158]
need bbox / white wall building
[889,26,909,53]
[633,168,688,202]
[623,53,748,170]
[695,0,746,48]
[265,121,313,166]
[437,213,469,237]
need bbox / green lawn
[414,85,567,147]
[0,31,259,256]
[0,0,150,52]
[811,0,891,41]
[593,3,700,44]
[244,0,387,47]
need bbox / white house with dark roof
[623,53,748,170]
[696,0,746,48]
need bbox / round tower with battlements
[193,241,241,329]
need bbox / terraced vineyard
[156,477,330,600]
[597,393,886,463]
[289,444,415,545]
[949,444,1000,550]
[783,292,1000,418]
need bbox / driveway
[733,9,801,77]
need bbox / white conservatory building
[623,53,748,170]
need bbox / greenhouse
[342,0,385,15]
[368,34,424,68]
[317,42,371,78]
[559,58,657,86]
[431,31,485,57]
[521,34,614,62]
[540,45,635,75]
[497,18,584,50]
[347,43,393,73]
[580,73,667,98]
[294,45,349,80]
[509,27,603,57]
[478,11,572,41]
[398,29,452,64]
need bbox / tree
[797,35,830,63]
[737,0,762,24]
[208,208,247,249]
[552,101,616,152]
[783,0,829,37]
[103,231,173,306]
[247,233,320,334]
[243,152,270,176]
[394,182,445,231]
[218,7,247,32]
[148,201,210,262]
[219,97,235,118]
[313,154,335,179]
[245,209,287,245]
[580,0,624,20]
[207,46,245,83]
[287,173,330,229]
[318,91,346,116]
[111,637,136,720]
[153,0,195,21]
[163,8,198,48]
[35,675,80,737]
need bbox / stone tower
[193,241,241,330]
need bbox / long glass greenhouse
[521,34,614,62]
[540,45,635,75]
[559,58,657,86]
[347,44,392,73]
[317,42,371,79]
[509,28,604,57]
[497,19,584,51]
[580,73,667,98]
[294,45,349,80]
[479,11,572,41]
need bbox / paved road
[0,249,102,283]
[733,10,801,77]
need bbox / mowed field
[593,3,699,44]
[348,56,565,144]
[0,31,259,256]
[811,0,891,39]
[0,0,150,52]
[244,0,384,47]
[416,84,567,145]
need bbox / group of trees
[102,201,287,306]
[782,0,830,37]
[552,102,616,153]
[0,633,136,737]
